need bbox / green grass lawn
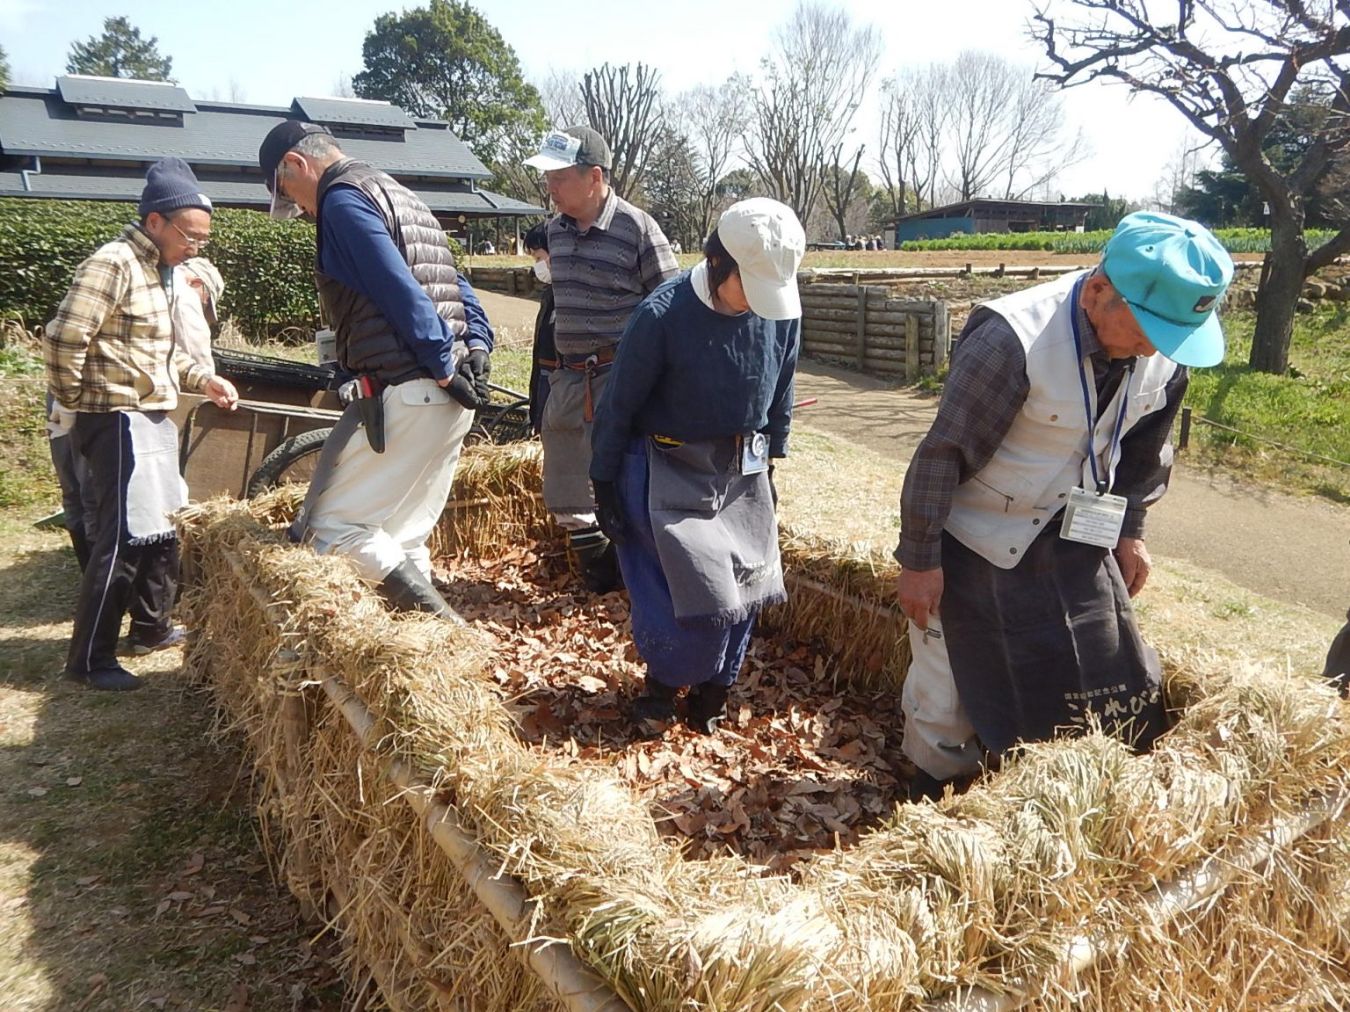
[1185,305,1350,501]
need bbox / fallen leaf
[166,890,193,902]
[229,908,252,926]
[233,951,257,965]
[26,787,47,797]
[75,875,100,887]
[223,981,250,1012]
[183,851,205,876]
[65,777,83,787]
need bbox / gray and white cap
[523,126,613,172]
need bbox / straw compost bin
[177,441,1350,1011]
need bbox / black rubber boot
[685,683,729,734]
[568,527,622,594]
[378,560,467,625]
[629,678,677,725]
[907,769,951,803]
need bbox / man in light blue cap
[894,211,1234,800]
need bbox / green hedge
[899,227,1337,254]
[0,198,321,334]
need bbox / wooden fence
[798,282,950,380]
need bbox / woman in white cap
[589,198,805,733]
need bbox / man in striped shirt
[524,126,678,592]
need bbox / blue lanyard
[1069,277,1133,495]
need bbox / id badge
[314,327,337,365]
[741,432,769,475]
[1060,487,1127,548]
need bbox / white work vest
[945,270,1179,569]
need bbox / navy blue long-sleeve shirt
[318,187,493,381]
[589,273,800,483]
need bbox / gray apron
[541,367,611,516]
[645,436,785,627]
[940,523,1166,759]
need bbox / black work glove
[458,348,492,403]
[592,479,627,546]
[768,463,779,511]
[447,372,486,410]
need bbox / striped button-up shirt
[548,190,679,356]
[45,223,212,412]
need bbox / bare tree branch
[745,1,881,227]
[677,75,752,241]
[822,143,868,240]
[582,62,665,200]
[1030,0,1350,374]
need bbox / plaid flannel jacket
[45,224,212,412]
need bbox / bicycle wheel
[246,427,332,498]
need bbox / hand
[204,375,239,411]
[444,372,486,410]
[47,403,77,439]
[768,463,779,511]
[897,566,944,631]
[592,479,627,546]
[458,348,492,403]
[1114,536,1151,598]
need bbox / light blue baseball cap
[1102,211,1234,367]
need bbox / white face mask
[532,259,552,284]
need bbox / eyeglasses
[168,218,210,250]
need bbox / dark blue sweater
[590,273,800,482]
[319,187,493,381]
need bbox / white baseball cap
[717,198,805,320]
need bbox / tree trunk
[1249,214,1308,375]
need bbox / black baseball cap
[258,120,332,192]
[523,125,613,171]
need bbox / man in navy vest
[259,120,493,618]
[895,212,1234,799]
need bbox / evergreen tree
[66,16,174,81]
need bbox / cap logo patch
[1193,295,1216,313]
[541,131,581,162]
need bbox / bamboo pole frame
[214,548,1348,1012]
[222,550,631,1012]
[923,787,1350,1012]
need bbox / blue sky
[0,0,1206,199]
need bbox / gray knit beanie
[138,158,213,219]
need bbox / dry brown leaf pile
[437,540,912,872]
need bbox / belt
[538,348,617,370]
[540,350,615,422]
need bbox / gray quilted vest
[314,159,467,383]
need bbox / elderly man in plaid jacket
[45,157,239,691]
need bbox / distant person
[590,199,805,732]
[525,219,554,435]
[523,126,679,592]
[671,238,683,255]
[45,157,240,691]
[172,256,224,372]
[896,212,1234,799]
[479,238,496,255]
